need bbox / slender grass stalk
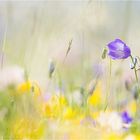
[1,26,7,69]
[104,58,112,111]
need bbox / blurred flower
[32,82,41,97]
[59,95,68,107]
[90,111,100,120]
[97,111,123,131]
[43,93,51,102]
[71,90,83,106]
[42,95,60,118]
[11,117,44,139]
[63,107,77,120]
[87,82,102,106]
[128,100,137,116]
[103,133,122,140]
[107,39,131,59]
[17,81,41,97]
[0,66,24,89]
[121,111,132,124]
[42,95,67,118]
[17,81,31,93]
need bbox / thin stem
[104,58,112,111]
[130,56,140,118]
[130,55,138,83]
[1,26,7,69]
[109,58,112,76]
[134,68,138,83]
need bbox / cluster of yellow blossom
[7,80,137,140]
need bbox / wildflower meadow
[0,1,140,140]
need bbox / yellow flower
[59,95,68,108]
[17,81,31,93]
[87,83,102,106]
[42,103,54,118]
[17,81,41,97]
[103,133,122,140]
[128,100,137,116]
[63,107,77,120]
[11,117,44,139]
[90,111,100,119]
[42,95,67,118]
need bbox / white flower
[67,90,83,106]
[97,111,123,132]
[0,66,24,89]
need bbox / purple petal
[107,39,131,59]
[108,50,125,59]
[122,46,131,58]
[121,111,132,124]
[107,39,125,51]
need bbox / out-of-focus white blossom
[97,111,123,132]
[73,90,83,105]
[67,90,83,106]
[0,66,24,89]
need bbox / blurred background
[0,0,140,90]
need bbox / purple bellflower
[107,39,131,60]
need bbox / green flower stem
[1,26,7,69]
[130,55,138,83]
[104,58,112,111]
[130,55,140,118]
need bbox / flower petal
[107,39,125,51]
[107,39,131,59]
[122,46,131,58]
[108,50,125,59]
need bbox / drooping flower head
[107,39,131,59]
